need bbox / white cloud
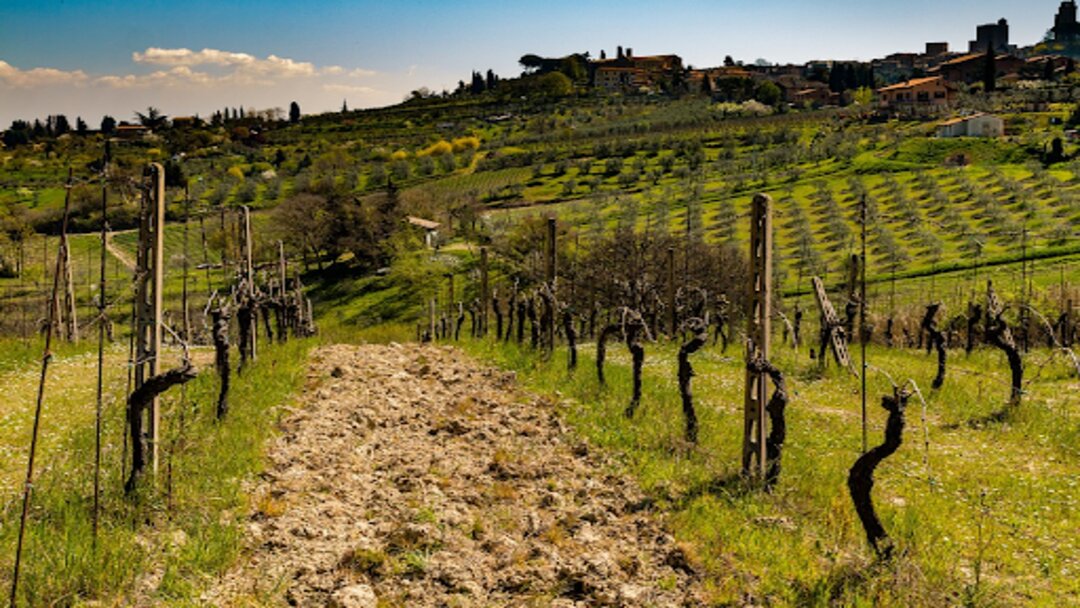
[131,47,365,81]
[322,83,378,95]
[0,60,88,87]
[133,47,256,67]
[3,50,376,92]
[97,66,221,89]
[0,49,406,125]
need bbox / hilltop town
[444,1,1080,112]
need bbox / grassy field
[0,333,313,606]
[457,334,1078,606]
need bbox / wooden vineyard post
[93,151,108,542]
[151,164,165,474]
[480,247,490,337]
[1066,299,1073,348]
[429,297,437,342]
[242,205,256,362]
[60,230,78,343]
[447,273,455,315]
[545,216,557,356]
[742,194,772,480]
[668,245,676,338]
[812,276,853,372]
[133,163,166,479]
[859,195,868,454]
[279,241,287,297]
[181,186,191,343]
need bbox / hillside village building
[877,77,954,110]
[591,47,683,92]
[934,53,1024,84]
[936,113,1005,138]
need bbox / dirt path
[208,344,704,607]
[104,230,136,271]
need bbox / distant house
[594,66,651,92]
[934,53,1024,84]
[937,113,1005,138]
[793,87,834,108]
[114,124,150,139]
[590,47,682,93]
[406,216,441,248]
[170,116,201,129]
[877,76,955,110]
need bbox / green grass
[456,335,1078,606]
[0,334,314,606]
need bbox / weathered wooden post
[181,185,191,343]
[742,194,772,480]
[60,231,78,343]
[133,163,166,479]
[667,245,676,338]
[1066,299,1073,348]
[429,297,437,342]
[859,195,868,454]
[447,273,455,313]
[812,276,853,372]
[93,152,109,541]
[150,164,165,475]
[544,216,557,355]
[279,240,287,297]
[242,205,256,361]
[480,247,490,337]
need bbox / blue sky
[0,1,1065,125]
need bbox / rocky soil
[208,344,705,607]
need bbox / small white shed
[937,113,1004,138]
[406,216,441,248]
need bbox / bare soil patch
[208,343,704,607]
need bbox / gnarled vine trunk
[493,295,504,340]
[624,322,645,418]
[596,324,619,387]
[515,299,526,345]
[126,361,199,493]
[211,308,231,420]
[563,310,578,371]
[987,314,1023,407]
[528,298,539,349]
[847,390,909,559]
[677,320,707,443]
[922,303,946,389]
[237,302,253,374]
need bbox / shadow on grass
[665,471,759,509]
